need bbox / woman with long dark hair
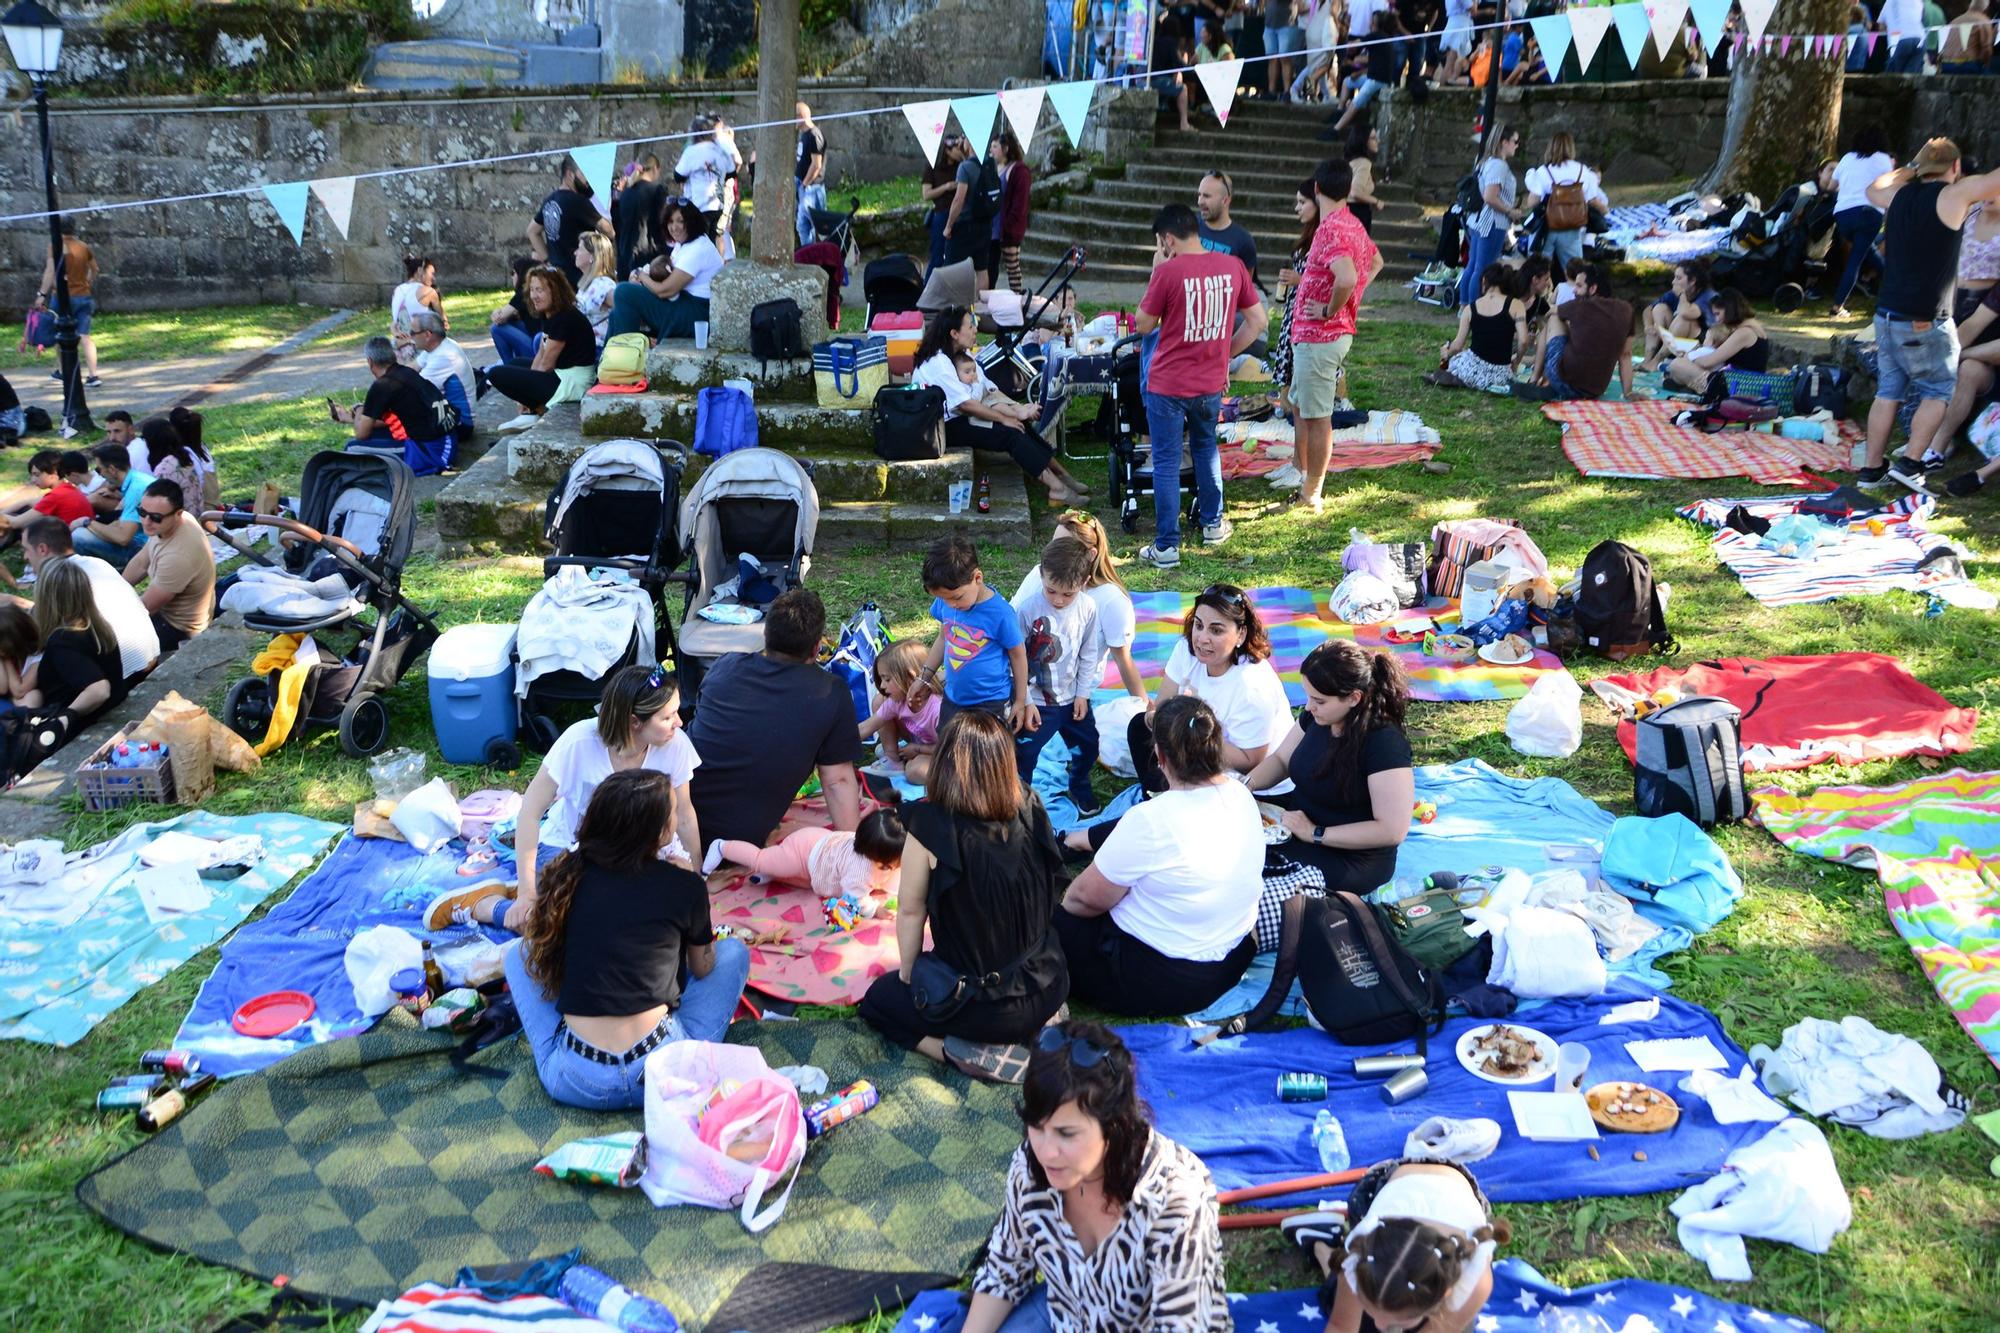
[910,306,1092,504]
[991,129,1033,295]
[961,1021,1229,1332]
[1245,639,1415,892]
[503,768,750,1111]
[135,417,201,516]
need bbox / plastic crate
[75,729,177,812]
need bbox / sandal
[943,1036,1033,1085]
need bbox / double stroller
[674,448,822,696]
[219,451,439,757]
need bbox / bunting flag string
[1192,58,1244,127]
[1527,13,1574,77]
[1740,0,1779,46]
[308,176,355,240]
[1689,0,1731,51]
[1610,2,1652,67]
[901,98,950,166]
[998,85,1044,154]
[261,181,309,246]
[568,141,619,220]
[1569,5,1615,68]
[1646,0,1690,59]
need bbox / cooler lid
[431,623,517,681]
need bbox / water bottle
[1311,1109,1350,1173]
[558,1264,681,1332]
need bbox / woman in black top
[1663,287,1771,390]
[488,264,599,435]
[1430,263,1526,393]
[858,709,1069,1085]
[1244,641,1416,893]
[503,768,751,1111]
[1,558,122,785]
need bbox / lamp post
[4,0,91,435]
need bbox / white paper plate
[1477,640,1535,666]
[1456,1023,1559,1085]
[1256,801,1292,845]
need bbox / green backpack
[597,331,651,387]
[1384,887,1481,972]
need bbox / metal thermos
[1380,1066,1430,1104]
[1353,1054,1427,1080]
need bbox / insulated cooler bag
[1633,695,1747,828]
[813,336,889,408]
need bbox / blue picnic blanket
[892,1258,1825,1332]
[175,832,512,1078]
[1120,982,1767,1207]
[0,813,340,1047]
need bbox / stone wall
[838,0,1044,89]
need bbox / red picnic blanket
[1543,399,1856,487]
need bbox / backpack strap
[1194,892,1308,1044]
[1334,891,1444,1058]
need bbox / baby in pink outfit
[705,807,904,900]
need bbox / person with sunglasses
[963,1020,1230,1332]
[120,479,214,653]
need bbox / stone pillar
[708,261,830,351]
[753,0,801,264]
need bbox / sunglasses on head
[644,661,675,692]
[1036,1026,1108,1068]
[1199,584,1246,609]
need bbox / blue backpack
[694,386,758,457]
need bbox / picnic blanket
[0,813,340,1048]
[1753,770,2000,1073]
[891,1259,1826,1333]
[174,832,513,1078]
[1101,588,1563,705]
[1595,654,1979,772]
[1543,399,1853,487]
[1121,981,1770,1208]
[1601,203,1734,264]
[1215,414,1441,480]
[79,1017,1019,1333]
[1678,493,1996,609]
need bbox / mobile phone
[326,397,339,422]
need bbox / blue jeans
[1142,390,1222,549]
[608,281,710,340]
[796,182,828,247]
[1014,699,1100,808]
[1872,314,1959,404]
[927,208,949,272]
[1885,37,1925,73]
[1266,24,1304,55]
[1831,206,1881,307]
[998,1287,1054,1332]
[490,321,539,365]
[1459,224,1509,305]
[503,935,751,1111]
[72,528,145,570]
[1542,227,1585,269]
[1544,334,1582,400]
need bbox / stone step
[362,40,528,90]
[573,392,876,456]
[1122,161,1419,198]
[1038,236,1432,281]
[642,344,816,400]
[1046,210,1431,261]
[816,463,1033,551]
[436,447,547,553]
[1083,178,1422,224]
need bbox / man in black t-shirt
[530,157,611,285]
[1196,171,1261,291]
[795,101,827,246]
[613,153,663,279]
[335,337,455,444]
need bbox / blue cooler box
[429,624,518,764]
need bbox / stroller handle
[201,510,443,635]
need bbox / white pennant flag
[1569,6,1615,70]
[998,86,1044,155]
[309,176,355,240]
[1847,31,1861,60]
[902,99,951,165]
[1646,0,1689,58]
[1192,58,1243,126]
[1738,0,1777,46]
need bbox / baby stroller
[920,245,1085,403]
[862,253,925,325]
[676,447,821,694]
[1100,333,1196,536]
[1711,181,1837,314]
[517,439,686,752]
[806,195,861,297]
[217,451,439,758]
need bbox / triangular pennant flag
[308,176,355,241]
[1569,6,1614,69]
[902,99,951,164]
[1045,80,1095,148]
[1689,0,1730,51]
[1847,31,1860,58]
[1778,34,1793,56]
[1646,0,1688,58]
[1739,0,1777,45]
[261,181,309,246]
[568,141,617,219]
[1868,31,1881,53]
[997,86,1044,155]
[1529,13,1574,78]
[1191,58,1243,126]
[951,93,1000,161]
[1610,3,1650,66]
[1732,31,1746,53]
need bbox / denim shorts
[1350,77,1388,108]
[70,297,95,336]
[1544,334,1580,400]
[1872,315,1959,404]
[1266,24,1305,54]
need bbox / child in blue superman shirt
[909,535,1028,733]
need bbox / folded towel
[1479,903,1606,999]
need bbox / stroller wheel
[523,713,562,754]
[484,738,523,771]
[1120,510,1139,534]
[224,677,272,744]
[1772,282,1805,314]
[338,694,391,758]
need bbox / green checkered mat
[78,1017,1021,1332]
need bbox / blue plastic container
[428,624,518,764]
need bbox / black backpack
[1793,362,1848,418]
[1452,171,1483,221]
[1201,892,1447,1055]
[1634,695,1747,828]
[1573,540,1673,661]
[872,385,945,461]
[964,157,1004,226]
[750,298,806,367]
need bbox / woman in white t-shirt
[572,232,618,350]
[424,665,701,933]
[1828,125,1896,319]
[911,306,1092,503]
[1520,132,1607,271]
[605,201,724,341]
[1054,695,1263,1016]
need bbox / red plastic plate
[231,989,316,1038]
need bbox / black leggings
[488,364,560,412]
[1053,909,1256,1017]
[946,412,1054,482]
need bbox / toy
[1412,800,1437,824]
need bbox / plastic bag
[1506,670,1583,758]
[1329,571,1400,625]
[640,1041,806,1232]
[390,777,462,853]
[344,924,423,1018]
[1093,694,1150,777]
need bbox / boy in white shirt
[1008,539,1102,813]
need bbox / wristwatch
[1312,824,1327,845]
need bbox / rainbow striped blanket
[1096,587,1562,704]
[1753,770,2000,1074]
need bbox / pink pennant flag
[1732,32,1745,52]
[1778,34,1792,56]
[1868,31,1881,53]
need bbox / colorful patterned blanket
[1753,770,2000,1073]
[1099,587,1563,705]
[1544,399,1853,487]
[1679,493,1996,609]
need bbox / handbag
[640,1041,807,1233]
[872,385,946,462]
[909,951,974,1022]
[812,336,889,408]
[19,307,55,352]
[826,601,890,724]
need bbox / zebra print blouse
[972,1130,1232,1332]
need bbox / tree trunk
[1700,0,1850,200]
[753,0,801,264]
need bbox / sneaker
[423,878,515,931]
[1137,543,1180,569]
[1886,456,1930,493]
[48,369,61,381]
[943,1036,1033,1085]
[16,566,34,586]
[497,412,542,434]
[1855,464,1892,488]
[84,375,102,388]
[1404,1115,1503,1164]
[475,365,493,399]
[1945,470,1987,498]
[1201,517,1233,546]
[701,840,726,876]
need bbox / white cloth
[218,566,363,622]
[1474,902,1607,998]
[1677,1067,1790,1125]
[672,236,724,301]
[0,822,156,927]
[1753,1014,1964,1138]
[672,139,737,213]
[1347,0,1382,37]
[1670,1118,1851,1280]
[65,553,159,679]
[1016,568,1137,697]
[538,716,700,861]
[514,566,656,698]
[1832,152,1895,214]
[0,839,64,886]
[1881,0,1924,45]
[1093,780,1263,962]
[1523,160,1608,212]
[1328,571,1399,625]
[1010,580,1099,707]
[1525,868,1660,962]
[416,336,475,404]
[912,350,996,422]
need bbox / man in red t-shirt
[1134,203,1268,569]
[1291,158,1382,510]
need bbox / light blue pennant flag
[261,181,309,245]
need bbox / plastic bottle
[1311,1108,1350,1173]
[976,475,992,513]
[558,1264,681,1332]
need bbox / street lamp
[4,0,92,435]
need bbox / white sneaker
[1137,543,1180,569]
[1201,518,1233,546]
[497,412,542,434]
[1404,1115,1502,1164]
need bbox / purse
[909,951,974,1022]
[872,385,946,461]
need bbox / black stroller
[862,253,924,325]
[518,439,686,751]
[217,451,439,757]
[1711,181,1838,313]
[1097,333,1196,536]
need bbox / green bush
[802,0,849,33]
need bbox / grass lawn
[0,304,336,372]
[1,311,1996,1332]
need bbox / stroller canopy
[679,447,821,569]
[297,450,416,573]
[864,254,924,315]
[549,439,676,533]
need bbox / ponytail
[1301,641,1409,798]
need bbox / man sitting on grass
[73,443,153,571]
[1529,264,1634,402]
[123,480,215,653]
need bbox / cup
[948,480,972,514]
[1556,1042,1591,1093]
[1380,1066,1429,1105]
[694,321,710,350]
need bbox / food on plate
[1585,1080,1681,1133]
[1500,633,1533,661]
[1470,1024,1545,1079]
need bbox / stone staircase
[1020,100,1435,293]
[435,342,1033,554]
